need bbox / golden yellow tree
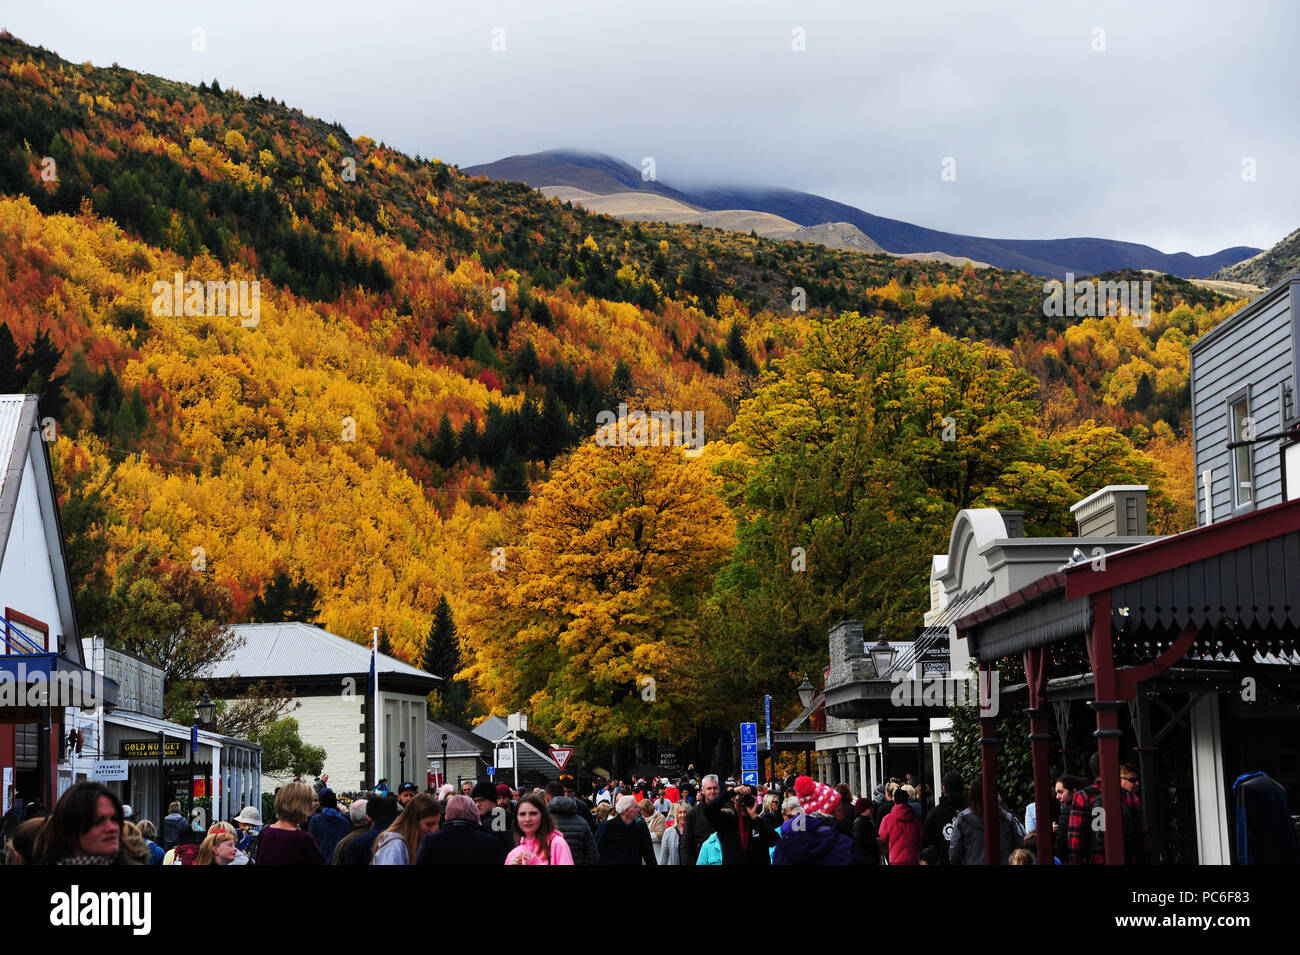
[461,440,735,747]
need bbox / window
[1230,397,1254,507]
[3,608,49,653]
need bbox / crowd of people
[0,752,1149,865]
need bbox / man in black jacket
[416,796,507,865]
[678,773,720,865]
[471,781,513,856]
[702,786,778,865]
[342,793,398,865]
[595,796,658,864]
[560,777,598,833]
[921,772,965,866]
[544,781,599,864]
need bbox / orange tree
[461,438,735,763]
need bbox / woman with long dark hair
[506,793,572,865]
[372,794,441,865]
[34,782,135,865]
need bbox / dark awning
[956,497,1300,663]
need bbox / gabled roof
[0,395,83,666]
[472,715,560,772]
[1189,272,1299,355]
[427,719,491,757]
[204,622,439,689]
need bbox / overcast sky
[9,0,1297,254]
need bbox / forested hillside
[0,33,1248,763]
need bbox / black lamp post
[399,740,407,786]
[869,629,898,785]
[795,676,816,775]
[441,733,448,789]
[195,691,216,824]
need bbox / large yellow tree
[461,440,735,747]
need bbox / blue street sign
[741,721,759,774]
[191,725,198,751]
[741,771,759,786]
[487,766,495,779]
[764,695,772,749]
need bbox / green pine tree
[431,412,459,468]
[422,595,470,725]
[250,571,321,624]
[490,447,528,500]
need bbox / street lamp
[195,691,216,824]
[399,740,407,786]
[196,691,216,730]
[869,628,898,679]
[869,629,899,788]
[441,733,448,790]
[796,675,815,709]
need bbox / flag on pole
[371,626,379,786]
[370,627,378,697]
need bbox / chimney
[1070,485,1148,538]
[999,510,1025,539]
[828,619,865,689]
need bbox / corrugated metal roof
[204,622,438,683]
[427,720,491,756]
[0,395,29,506]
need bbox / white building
[203,622,439,793]
[0,395,114,813]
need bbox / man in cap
[471,781,513,855]
[397,781,419,808]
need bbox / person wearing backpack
[163,825,203,865]
[1066,752,1151,865]
[948,779,1023,865]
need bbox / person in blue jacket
[306,788,352,863]
[1233,771,1299,865]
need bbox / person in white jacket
[372,795,442,865]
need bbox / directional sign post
[764,694,773,783]
[740,722,758,787]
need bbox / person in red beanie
[772,776,862,865]
[877,785,923,865]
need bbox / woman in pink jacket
[505,794,574,865]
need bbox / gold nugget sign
[120,739,184,759]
